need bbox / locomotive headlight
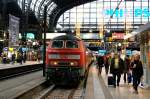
[50,61,58,66]
[54,62,58,65]
[70,62,74,66]
[70,62,78,66]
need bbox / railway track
[45,82,84,99]
[16,78,87,99]
[43,66,90,99]
[16,67,89,99]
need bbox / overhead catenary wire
[105,0,123,27]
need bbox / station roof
[17,0,96,29]
[1,0,148,33]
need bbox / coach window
[66,41,78,48]
[52,40,63,48]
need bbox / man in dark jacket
[110,53,124,87]
[130,54,143,94]
[124,55,131,83]
[104,56,110,75]
[97,55,104,74]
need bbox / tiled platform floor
[101,67,150,99]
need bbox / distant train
[45,35,93,83]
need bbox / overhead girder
[33,0,39,12]
[49,0,96,31]
[37,0,46,18]
[38,0,53,19]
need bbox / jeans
[113,73,121,86]
[124,71,128,83]
[133,75,141,91]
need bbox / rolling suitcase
[108,74,114,86]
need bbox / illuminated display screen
[80,33,100,39]
[27,33,35,39]
[104,7,150,18]
[98,50,106,56]
[126,50,132,56]
[43,33,66,39]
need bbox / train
[45,35,93,84]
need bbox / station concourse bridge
[0,0,150,99]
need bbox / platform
[0,64,150,99]
[101,67,150,99]
[0,61,43,80]
[0,71,45,99]
[0,61,42,70]
[85,65,150,99]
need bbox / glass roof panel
[57,0,150,31]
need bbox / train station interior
[0,0,150,99]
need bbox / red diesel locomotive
[45,35,92,83]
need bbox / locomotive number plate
[49,54,80,59]
[60,55,68,59]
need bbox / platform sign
[104,7,150,18]
[9,14,20,47]
[112,33,124,40]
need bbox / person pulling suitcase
[110,53,124,87]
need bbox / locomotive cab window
[66,40,78,48]
[52,40,63,48]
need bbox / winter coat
[97,56,104,67]
[104,57,109,68]
[110,58,124,74]
[130,60,143,78]
[124,58,130,71]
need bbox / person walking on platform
[11,53,16,64]
[124,55,130,83]
[2,53,7,64]
[23,52,27,63]
[97,55,104,74]
[17,52,23,65]
[130,54,143,94]
[104,56,110,75]
[110,53,124,87]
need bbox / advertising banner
[112,33,124,40]
[9,14,20,47]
